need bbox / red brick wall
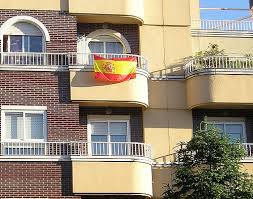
[0,161,81,198]
[0,10,77,52]
[0,71,86,141]
[77,23,140,54]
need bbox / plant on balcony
[194,44,225,70]
[163,122,253,199]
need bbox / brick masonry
[0,71,144,197]
[0,10,77,52]
[0,161,81,199]
[192,109,253,142]
[77,23,140,55]
[0,10,143,198]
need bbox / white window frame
[7,35,45,53]
[1,106,47,142]
[87,117,131,155]
[88,36,125,54]
[208,121,246,142]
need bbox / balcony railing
[0,52,149,72]
[0,142,152,159]
[243,143,253,158]
[0,52,68,67]
[185,56,253,77]
[68,53,148,71]
[192,19,253,32]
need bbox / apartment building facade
[0,0,252,198]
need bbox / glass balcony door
[89,120,129,156]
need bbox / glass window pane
[5,112,23,139]
[226,124,243,142]
[29,36,42,52]
[10,36,22,52]
[91,135,108,155]
[89,42,104,53]
[106,42,123,54]
[111,135,127,142]
[226,124,243,134]
[90,122,108,135]
[91,135,107,142]
[25,113,44,139]
[110,122,127,135]
[213,124,225,134]
[227,133,241,142]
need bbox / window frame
[1,106,47,142]
[88,35,125,54]
[6,35,45,53]
[87,119,131,143]
[207,121,246,142]
[87,118,131,156]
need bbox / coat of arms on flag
[93,55,137,82]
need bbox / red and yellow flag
[94,55,137,82]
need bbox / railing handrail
[184,55,253,77]
[0,52,149,71]
[0,141,152,159]
[192,19,253,22]
[191,19,253,31]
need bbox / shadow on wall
[150,56,192,78]
[57,72,71,103]
[59,161,74,196]
[60,0,69,11]
[71,71,121,88]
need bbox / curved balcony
[69,53,149,108]
[0,141,153,196]
[185,56,253,109]
[69,0,144,24]
[0,141,151,159]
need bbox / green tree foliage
[163,123,253,199]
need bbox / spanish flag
[94,55,137,82]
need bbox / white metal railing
[68,53,149,71]
[243,143,253,157]
[185,56,253,77]
[0,52,68,67]
[0,142,152,159]
[0,52,149,71]
[192,19,253,32]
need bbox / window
[208,121,245,142]
[88,35,124,54]
[4,35,43,53]
[1,106,47,142]
[1,106,47,155]
[88,119,130,156]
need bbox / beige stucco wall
[242,162,253,175]
[0,0,67,11]
[186,75,253,109]
[149,80,187,109]
[72,161,152,196]
[192,36,253,55]
[70,71,149,107]
[152,167,176,199]
[145,80,192,162]
[190,0,200,20]
[144,109,193,162]
[140,26,192,72]
[143,0,191,26]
